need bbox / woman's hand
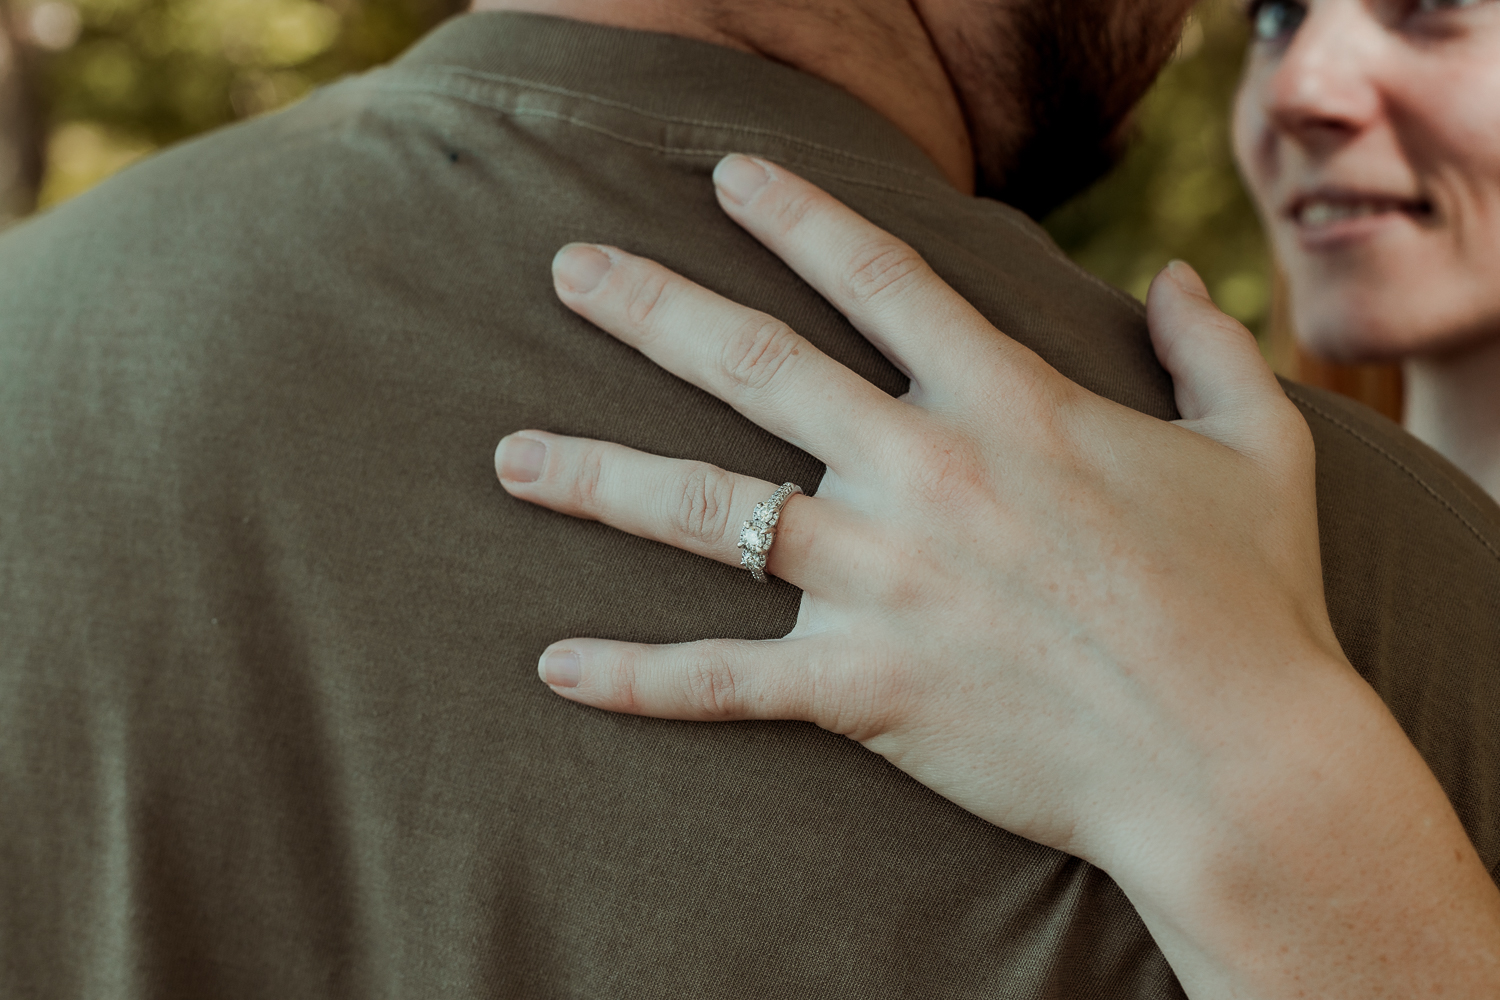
[499,153,1338,860]
[495,156,1500,997]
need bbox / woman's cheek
[1399,44,1500,346]
[1231,63,1278,223]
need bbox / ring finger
[495,429,831,590]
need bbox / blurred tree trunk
[1269,268,1405,424]
[0,1,45,228]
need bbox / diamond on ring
[738,482,801,583]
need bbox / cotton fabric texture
[2,12,1498,999]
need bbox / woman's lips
[1284,193,1433,250]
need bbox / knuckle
[841,239,927,308]
[670,463,738,548]
[622,266,673,333]
[764,187,821,238]
[720,317,801,392]
[1199,305,1251,339]
[568,444,608,515]
[683,642,743,719]
[1266,397,1317,462]
[607,647,647,715]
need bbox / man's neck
[1405,336,1500,504]
[469,0,976,193]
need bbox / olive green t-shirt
[3,12,1498,999]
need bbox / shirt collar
[395,11,953,194]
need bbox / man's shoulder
[0,74,396,344]
[1281,382,1500,868]
[1289,381,1500,542]
[1286,380,1500,633]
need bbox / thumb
[1146,261,1285,443]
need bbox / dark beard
[953,0,1186,219]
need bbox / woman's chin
[1291,292,1440,366]
[1280,217,1500,365]
[1287,261,1500,365]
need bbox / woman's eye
[1249,0,1307,41]
[1416,0,1485,10]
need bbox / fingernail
[496,434,547,483]
[539,649,582,688]
[714,154,771,205]
[553,244,612,294]
[1166,259,1208,297]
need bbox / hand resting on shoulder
[493,155,1500,998]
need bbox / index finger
[552,242,909,473]
[710,155,1044,397]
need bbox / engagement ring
[739,482,801,583]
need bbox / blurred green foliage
[1045,0,1271,336]
[15,0,1269,335]
[14,0,462,204]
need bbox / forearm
[1111,664,1500,998]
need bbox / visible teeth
[1300,201,1382,227]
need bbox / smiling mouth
[1289,194,1433,229]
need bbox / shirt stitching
[1048,248,1147,316]
[375,79,939,200]
[1286,387,1500,564]
[375,68,1154,314]
[393,66,948,189]
[379,77,1145,311]
[369,73,1146,318]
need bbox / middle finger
[552,243,907,473]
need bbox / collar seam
[1285,386,1500,566]
[376,65,948,191]
[365,72,1143,312]
[383,80,939,200]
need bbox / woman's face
[1233,0,1500,362]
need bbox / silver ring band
[738,482,802,583]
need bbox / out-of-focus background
[0,0,1399,416]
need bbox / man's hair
[974,0,1185,218]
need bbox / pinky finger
[537,636,819,724]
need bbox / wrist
[1097,661,1500,998]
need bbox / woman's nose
[1266,1,1384,154]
